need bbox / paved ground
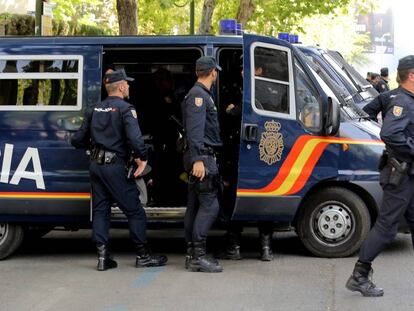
[0,229,413,311]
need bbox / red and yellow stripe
[0,192,90,199]
[237,136,384,197]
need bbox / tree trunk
[236,0,255,26]
[198,0,216,35]
[116,0,138,35]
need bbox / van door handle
[242,124,258,142]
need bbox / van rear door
[234,34,328,222]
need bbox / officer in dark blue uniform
[71,69,167,271]
[363,87,400,122]
[183,56,223,273]
[346,55,414,296]
[375,67,390,93]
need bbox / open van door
[233,34,330,222]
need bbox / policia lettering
[183,56,224,273]
[71,69,167,271]
[346,55,414,297]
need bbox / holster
[126,157,138,180]
[388,157,408,187]
[189,174,219,194]
[378,151,388,170]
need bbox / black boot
[185,242,193,269]
[189,241,223,273]
[346,261,384,297]
[96,245,118,271]
[136,245,168,268]
[260,232,273,261]
[216,232,242,260]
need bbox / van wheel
[0,223,24,260]
[297,187,370,258]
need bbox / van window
[0,56,83,111]
[253,46,289,114]
[295,59,321,131]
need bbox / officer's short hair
[397,69,414,83]
[105,80,123,93]
[196,68,214,78]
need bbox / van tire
[0,223,24,260]
[297,187,370,258]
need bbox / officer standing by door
[346,55,414,296]
[71,69,167,271]
[183,56,223,273]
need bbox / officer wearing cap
[363,69,400,122]
[182,56,223,272]
[346,55,414,297]
[375,67,390,93]
[71,69,167,271]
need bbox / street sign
[43,2,54,17]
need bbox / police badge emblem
[195,97,203,107]
[259,120,284,165]
[393,106,403,117]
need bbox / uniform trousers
[184,152,220,243]
[359,164,414,263]
[89,159,147,247]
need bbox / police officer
[376,67,390,93]
[183,56,223,273]
[71,69,167,271]
[218,60,274,261]
[346,55,414,296]
[363,86,401,122]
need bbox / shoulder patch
[195,97,204,107]
[393,105,403,117]
[131,109,137,119]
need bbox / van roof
[0,35,244,46]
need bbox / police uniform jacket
[183,82,222,164]
[380,88,414,162]
[71,96,147,160]
[363,87,401,121]
[375,78,390,93]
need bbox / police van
[0,34,384,259]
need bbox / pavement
[0,229,413,311]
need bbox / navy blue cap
[104,69,134,84]
[398,55,414,71]
[380,67,388,76]
[196,56,222,72]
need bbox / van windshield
[324,51,378,100]
[295,49,369,120]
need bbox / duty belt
[202,146,217,156]
[91,148,117,165]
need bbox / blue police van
[0,34,384,259]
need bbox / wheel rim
[0,223,9,247]
[309,201,355,247]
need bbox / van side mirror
[325,97,340,136]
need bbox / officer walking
[183,56,223,273]
[346,55,414,296]
[71,69,167,271]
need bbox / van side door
[234,34,327,222]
